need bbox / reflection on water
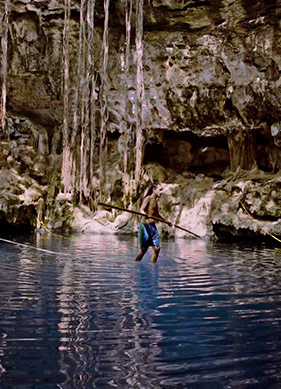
[1,234,281,387]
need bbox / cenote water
[1,234,281,388]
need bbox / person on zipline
[134,183,173,263]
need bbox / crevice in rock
[212,222,281,245]
[0,213,35,237]
[241,0,277,20]
[144,129,229,177]
[143,126,281,177]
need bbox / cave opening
[143,130,230,178]
[255,131,280,173]
[143,128,280,176]
[0,206,36,238]
[143,142,165,165]
[0,218,34,238]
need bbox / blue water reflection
[1,234,281,388]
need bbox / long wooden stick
[98,202,200,238]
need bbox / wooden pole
[98,202,200,238]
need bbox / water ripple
[1,236,281,387]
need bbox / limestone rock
[1,0,281,241]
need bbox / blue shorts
[139,223,160,252]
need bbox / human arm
[140,196,150,214]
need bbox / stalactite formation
[228,127,257,171]
[60,0,153,203]
[98,0,110,201]
[0,0,9,134]
[61,0,148,203]
[2,0,281,237]
[122,0,133,207]
[61,0,72,194]
[62,0,97,201]
[135,0,144,189]
[88,0,96,199]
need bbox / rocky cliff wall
[1,0,281,241]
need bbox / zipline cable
[0,237,62,255]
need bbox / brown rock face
[1,0,281,239]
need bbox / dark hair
[145,183,157,197]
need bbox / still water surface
[1,234,281,388]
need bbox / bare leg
[150,246,160,263]
[135,249,146,262]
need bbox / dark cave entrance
[0,208,35,238]
[0,219,34,237]
[143,128,280,176]
[143,130,230,178]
